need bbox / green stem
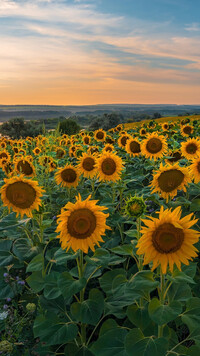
[158,269,165,338]
[78,250,86,346]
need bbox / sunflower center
[129,141,141,153]
[61,168,77,183]
[183,126,192,134]
[141,129,146,135]
[146,138,162,153]
[169,151,182,162]
[6,182,36,209]
[0,152,8,159]
[56,149,65,158]
[158,169,184,192]
[82,157,95,171]
[186,143,197,154]
[101,158,116,175]
[84,137,89,144]
[17,161,33,176]
[120,136,129,147]
[152,223,184,253]
[67,208,96,239]
[96,131,104,139]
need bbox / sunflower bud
[26,303,36,313]
[0,340,13,353]
[125,196,146,218]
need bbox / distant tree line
[0,118,43,139]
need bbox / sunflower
[116,124,123,132]
[162,122,169,131]
[105,135,115,144]
[56,194,110,253]
[181,125,193,137]
[181,138,200,160]
[55,164,79,188]
[94,129,106,142]
[141,133,167,160]
[189,156,200,183]
[139,128,146,136]
[55,147,66,159]
[33,147,41,155]
[77,152,97,179]
[136,206,200,274]
[125,138,141,157]
[0,176,44,218]
[151,163,191,202]
[96,152,124,182]
[103,144,114,153]
[117,133,131,149]
[2,162,13,176]
[0,150,11,161]
[87,146,99,156]
[48,160,57,172]
[14,158,35,177]
[166,150,182,164]
[82,135,91,145]
[0,141,7,149]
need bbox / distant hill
[0,104,200,122]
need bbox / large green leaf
[127,304,151,331]
[58,271,86,300]
[181,297,200,334]
[44,271,62,300]
[12,238,37,260]
[90,328,128,356]
[33,314,78,346]
[148,298,182,325]
[26,253,44,272]
[26,271,45,293]
[125,329,168,356]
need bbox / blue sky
[0,0,199,104]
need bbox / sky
[0,0,200,105]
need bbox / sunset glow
[0,0,200,105]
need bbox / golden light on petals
[55,164,79,188]
[136,206,200,274]
[181,138,200,160]
[77,152,97,179]
[0,176,44,217]
[56,194,111,253]
[96,152,124,182]
[14,158,35,177]
[94,129,106,142]
[151,163,191,202]
[189,156,200,183]
[141,133,167,160]
[125,138,141,157]
[181,125,193,137]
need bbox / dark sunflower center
[17,161,33,176]
[56,149,65,158]
[82,157,95,171]
[169,151,182,162]
[129,141,141,153]
[0,152,8,159]
[6,182,36,209]
[96,131,104,139]
[186,143,197,154]
[183,126,192,134]
[4,163,12,174]
[105,146,112,152]
[84,137,89,144]
[141,129,146,135]
[106,138,114,144]
[158,169,184,192]
[61,168,77,183]
[35,149,40,153]
[101,158,116,175]
[67,208,96,239]
[120,136,129,147]
[14,147,18,153]
[152,222,184,253]
[146,138,162,153]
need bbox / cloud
[185,23,200,32]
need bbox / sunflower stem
[78,250,87,346]
[158,269,165,338]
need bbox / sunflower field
[0,117,200,356]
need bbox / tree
[0,118,42,139]
[59,119,80,135]
[153,112,162,119]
